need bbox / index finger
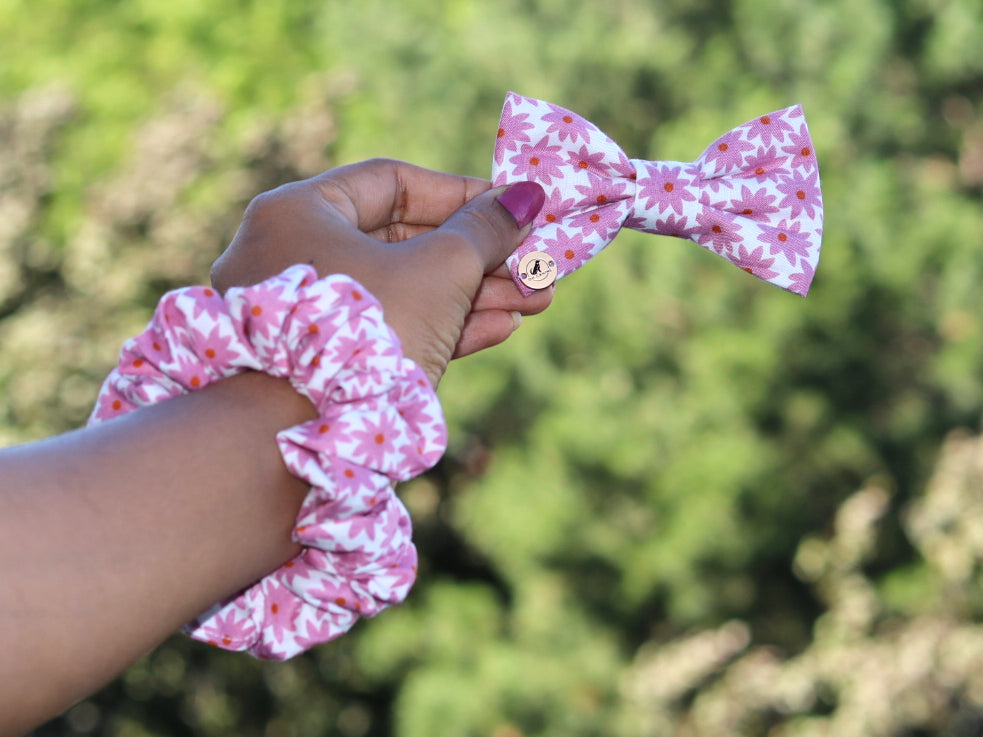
[312,158,492,233]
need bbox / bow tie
[492,92,823,296]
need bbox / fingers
[470,273,554,314]
[453,275,553,359]
[211,181,382,293]
[363,222,440,243]
[313,159,491,233]
[431,181,546,273]
[452,310,521,359]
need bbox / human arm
[0,372,315,736]
[0,159,546,734]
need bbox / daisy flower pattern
[537,188,580,228]
[757,219,812,268]
[569,207,623,241]
[189,286,229,323]
[542,104,593,144]
[262,580,304,646]
[635,162,699,216]
[492,92,823,295]
[743,145,788,183]
[782,122,819,173]
[788,259,817,297]
[733,244,780,282]
[727,185,780,222]
[89,264,446,660]
[193,606,258,652]
[777,168,822,221]
[507,137,567,186]
[566,142,611,174]
[700,131,756,175]
[545,228,595,272]
[747,111,795,148]
[495,96,535,166]
[574,175,629,206]
[694,209,743,256]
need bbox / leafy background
[2,0,983,735]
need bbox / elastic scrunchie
[88,264,446,660]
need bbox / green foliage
[3,0,983,735]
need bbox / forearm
[0,372,315,735]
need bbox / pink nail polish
[497,181,546,228]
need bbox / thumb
[436,180,545,272]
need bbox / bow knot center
[629,159,702,236]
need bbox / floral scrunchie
[88,264,446,660]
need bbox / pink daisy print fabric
[493,92,824,296]
[89,265,446,660]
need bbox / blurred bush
[2,0,983,735]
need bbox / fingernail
[497,181,546,229]
[510,311,522,331]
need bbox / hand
[210,159,550,386]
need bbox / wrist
[89,265,448,659]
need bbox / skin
[212,158,553,386]
[0,159,549,736]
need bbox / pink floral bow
[493,92,823,295]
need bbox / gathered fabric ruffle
[89,264,446,659]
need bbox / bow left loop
[492,92,823,296]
